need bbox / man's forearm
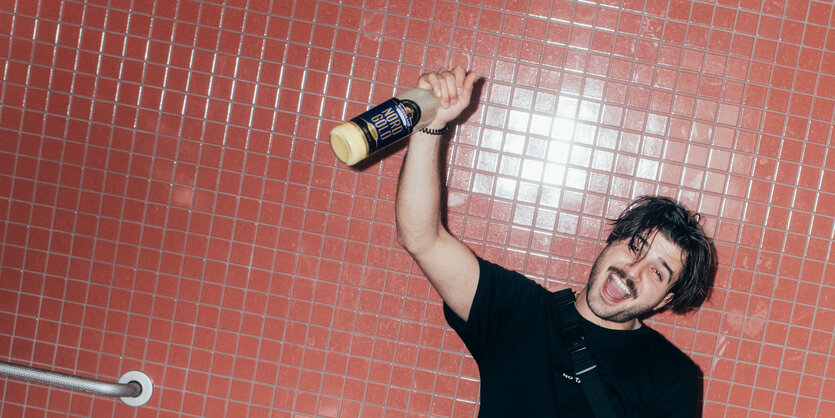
[395,131,445,253]
[395,67,476,254]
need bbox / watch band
[419,124,449,135]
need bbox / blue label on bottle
[350,98,417,154]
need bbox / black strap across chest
[553,289,619,418]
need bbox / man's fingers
[455,70,478,108]
[437,71,452,107]
[422,72,442,98]
[420,67,477,109]
[442,70,458,106]
[453,67,467,91]
[463,71,478,94]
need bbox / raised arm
[395,67,480,321]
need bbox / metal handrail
[0,361,153,406]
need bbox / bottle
[330,88,440,165]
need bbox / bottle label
[350,98,421,154]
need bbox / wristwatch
[419,124,449,135]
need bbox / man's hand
[417,67,478,130]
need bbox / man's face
[584,231,684,327]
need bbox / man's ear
[653,293,674,311]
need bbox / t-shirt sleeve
[643,354,700,417]
[443,256,546,362]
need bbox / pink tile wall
[0,0,833,416]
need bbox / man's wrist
[419,124,449,135]
[424,120,448,130]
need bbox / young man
[395,68,716,417]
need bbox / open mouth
[603,272,633,302]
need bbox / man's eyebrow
[660,259,674,281]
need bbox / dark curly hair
[606,195,717,314]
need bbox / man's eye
[653,267,663,281]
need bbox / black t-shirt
[443,257,700,417]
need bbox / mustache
[608,266,636,297]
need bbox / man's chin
[587,297,640,324]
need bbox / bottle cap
[330,122,368,166]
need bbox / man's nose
[624,260,648,283]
